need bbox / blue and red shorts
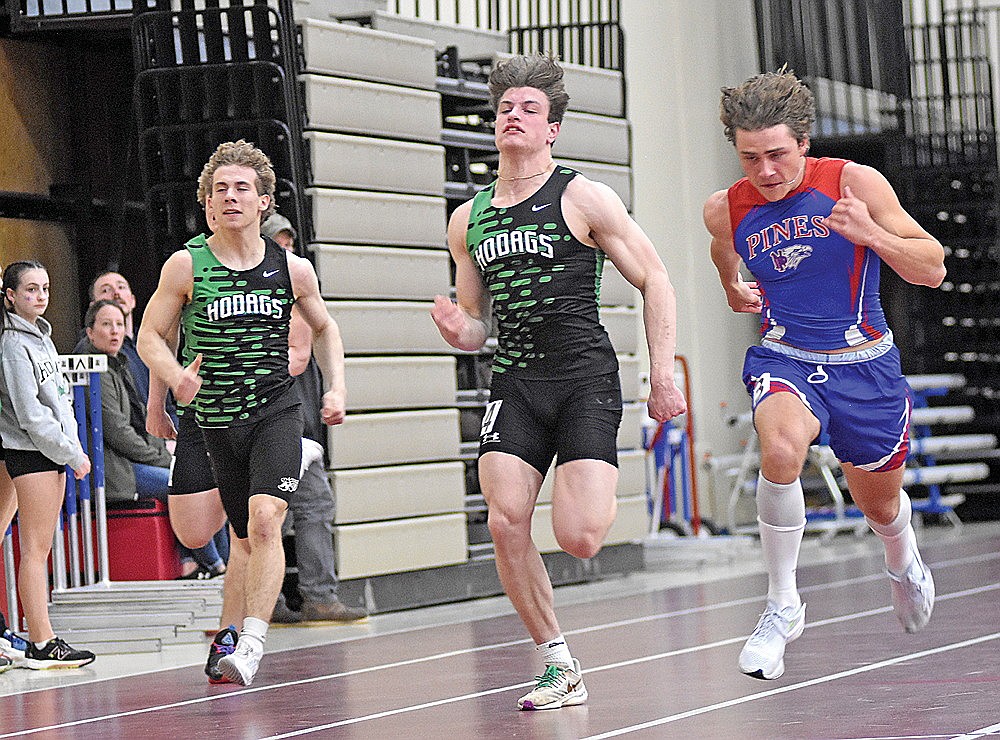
[742,339,911,471]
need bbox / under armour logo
[531,203,551,212]
[263,269,279,278]
[278,477,299,492]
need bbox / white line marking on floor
[951,721,1000,739]
[581,632,1000,739]
[2,564,997,737]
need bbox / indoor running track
[2,531,999,739]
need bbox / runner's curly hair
[197,139,277,221]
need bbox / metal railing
[509,19,623,70]
[3,0,152,33]
[392,0,622,69]
[754,0,910,138]
[131,0,311,255]
[754,0,999,156]
[391,0,618,31]
[904,7,1000,168]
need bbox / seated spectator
[80,300,226,576]
[80,300,172,504]
[81,270,178,427]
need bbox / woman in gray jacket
[0,260,95,669]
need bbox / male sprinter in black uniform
[139,140,347,686]
[431,54,687,710]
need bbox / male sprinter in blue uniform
[432,54,686,710]
[704,70,945,680]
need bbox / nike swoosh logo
[531,203,551,212]
[263,269,279,278]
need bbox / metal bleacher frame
[131,0,310,260]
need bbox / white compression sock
[537,635,573,668]
[866,489,916,576]
[756,474,806,610]
[241,616,269,650]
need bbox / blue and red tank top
[727,157,887,351]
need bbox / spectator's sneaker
[217,636,263,687]
[0,614,28,664]
[205,626,238,684]
[888,550,935,633]
[517,659,588,710]
[23,637,95,669]
[738,602,806,680]
[271,597,303,625]
[301,599,368,623]
[0,655,12,674]
[177,566,212,580]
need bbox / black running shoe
[23,637,96,669]
[205,626,238,684]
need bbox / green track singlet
[466,167,618,379]
[181,234,295,426]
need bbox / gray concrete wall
[621,0,761,522]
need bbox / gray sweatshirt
[0,312,86,469]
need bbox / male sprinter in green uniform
[139,140,347,686]
[431,54,687,710]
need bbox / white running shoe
[738,602,806,680]
[517,658,588,710]
[888,549,935,633]
[217,636,263,686]
[0,624,28,664]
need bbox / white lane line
[842,736,954,739]
[581,632,1000,739]
[952,722,1000,739]
[9,549,999,701]
[570,552,999,638]
[2,568,997,737]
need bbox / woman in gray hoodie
[0,260,95,669]
[0,264,16,674]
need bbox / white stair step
[50,612,200,630]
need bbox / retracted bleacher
[132,0,309,258]
[294,10,648,607]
